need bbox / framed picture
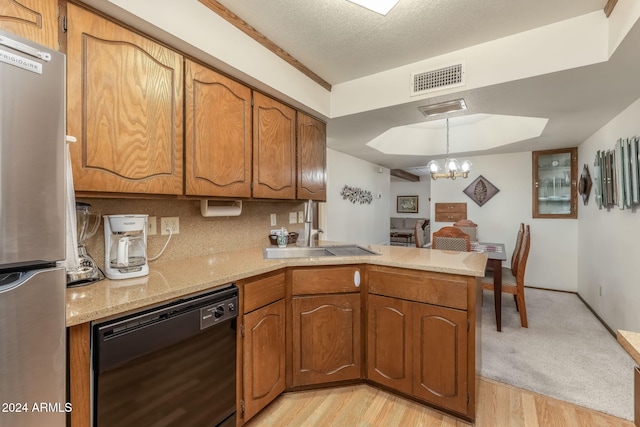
[397,195,418,213]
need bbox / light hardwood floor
[246,377,633,427]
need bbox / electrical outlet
[148,216,157,235]
[161,217,179,235]
[270,213,277,226]
[599,286,603,296]
[289,212,297,224]
[298,211,304,223]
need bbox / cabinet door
[67,4,184,195]
[0,0,57,50]
[185,60,252,197]
[532,148,577,218]
[367,294,412,395]
[412,303,468,415]
[292,293,361,386]
[243,300,286,422]
[252,92,296,199]
[297,112,326,201]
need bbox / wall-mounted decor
[340,185,373,204]
[594,136,640,210]
[578,164,592,205]
[397,195,418,213]
[463,175,499,206]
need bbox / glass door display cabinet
[532,148,577,219]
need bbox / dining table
[471,241,507,332]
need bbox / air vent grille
[411,62,465,96]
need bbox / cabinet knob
[353,270,361,288]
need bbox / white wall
[390,178,431,219]
[323,149,390,245]
[577,97,640,332]
[429,152,578,292]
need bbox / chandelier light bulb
[447,159,460,172]
[461,160,472,172]
[427,160,440,173]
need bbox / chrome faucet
[303,199,323,247]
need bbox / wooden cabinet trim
[68,323,91,427]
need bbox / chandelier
[426,117,472,180]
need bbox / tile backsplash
[79,198,306,269]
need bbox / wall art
[463,175,499,206]
[340,185,373,204]
[578,164,592,205]
[396,195,418,213]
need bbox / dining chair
[414,222,426,248]
[482,224,531,327]
[453,219,478,242]
[432,226,471,251]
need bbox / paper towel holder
[200,200,243,217]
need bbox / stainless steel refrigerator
[0,30,67,427]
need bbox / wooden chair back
[515,225,531,287]
[432,226,471,251]
[453,219,478,241]
[510,223,525,275]
[414,222,426,248]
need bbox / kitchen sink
[263,245,380,259]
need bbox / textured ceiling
[197,1,640,173]
[215,0,606,84]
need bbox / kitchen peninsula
[67,244,487,426]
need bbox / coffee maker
[67,202,104,286]
[103,214,149,280]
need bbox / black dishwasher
[92,284,238,427]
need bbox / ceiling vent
[417,98,467,117]
[410,62,465,96]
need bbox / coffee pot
[104,214,149,280]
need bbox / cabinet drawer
[291,266,362,295]
[241,271,285,313]
[368,266,468,310]
[435,203,467,223]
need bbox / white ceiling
[211,0,640,175]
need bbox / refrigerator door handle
[0,34,52,61]
[0,271,27,292]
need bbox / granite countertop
[66,243,488,327]
[617,330,640,365]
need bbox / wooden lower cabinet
[366,265,477,420]
[368,294,468,415]
[367,294,413,395]
[291,293,361,387]
[242,300,286,422]
[412,303,468,414]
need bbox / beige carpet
[480,287,635,421]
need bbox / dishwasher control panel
[200,295,238,329]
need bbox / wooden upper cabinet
[0,0,58,50]
[185,60,252,197]
[297,112,326,201]
[252,92,296,199]
[532,147,577,219]
[67,4,184,195]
